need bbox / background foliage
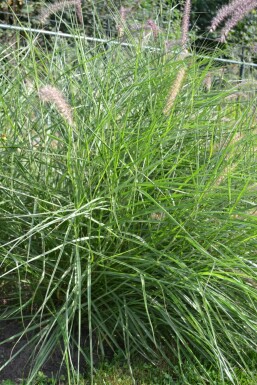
[1,0,257,52]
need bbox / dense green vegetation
[1,1,257,385]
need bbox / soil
[0,320,85,383]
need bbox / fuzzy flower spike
[220,0,257,42]
[38,85,74,126]
[210,0,246,32]
[117,6,131,38]
[146,19,160,39]
[181,0,191,48]
[210,0,257,41]
[163,0,190,115]
[39,0,83,25]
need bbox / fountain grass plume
[38,85,73,126]
[220,0,257,42]
[117,6,132,38]
[163,67,186,115]
[181,0,191,48]
[163,0,190,115]
[210,0,257,40]
[203,72,212,92]
[146,19,160,39]
[75,0,83,25]
[210,0,247,32]
[39,0,83,25]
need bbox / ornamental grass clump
[1,4,257,385]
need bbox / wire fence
[1,22,257,75]
[1,3,257,85]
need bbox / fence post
[239,46,245,80]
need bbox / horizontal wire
[0,22,257,68]
[0,8,255,50]
[0,22,159,51]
